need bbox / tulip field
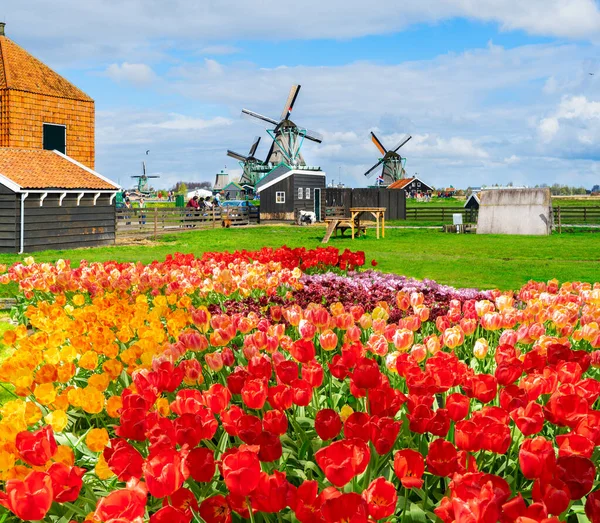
[0,246,598,522]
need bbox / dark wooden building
[256,165,326,221]
[325,187,406,220]
[464,193,480,210]
[0,148,119,253]
[387,177,433,196]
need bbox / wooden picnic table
[350,207,386,239]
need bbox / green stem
[401,486,409,523]
[247,498,256,523]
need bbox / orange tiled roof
[387,178,414,190]
[0,36,93,101]
[0,148,117,190]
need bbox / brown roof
[387,178,414,190]
[0,148,117,190]
[0,36,93,101]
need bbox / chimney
[0,23,5,37]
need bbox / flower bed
[0,249,598,523]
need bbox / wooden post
[154,207,158,240]
[212,209,216,228]
[557,206,561,234]
[376,213,380,239]
[584,207,587,223]
[382,211,385,238]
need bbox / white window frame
[276,191,285,204]
[298,187,303,200]
[305,188,310,199]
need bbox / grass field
[0,226,598,291]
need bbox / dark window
[43,124,66,154]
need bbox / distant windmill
[241,85,322,167]
[227,136,266,186]
[364,132,412,186]
[131,161,159,194]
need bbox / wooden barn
[0,22,120,253]
[255,165,326,221]
[464,192,480,210]
[0,149,119,253]
[223,181,245,200]
[387,177,433,196]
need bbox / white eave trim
[464,193,480,208]
[256,169,326,193]
[52,150,121,190]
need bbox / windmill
[241,85,322,168]
[226,136,267,186]
[131,161,159,194]
[364,132,412,186]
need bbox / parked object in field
[477,188,552,235]
[298,210,317,225]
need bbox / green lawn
[0,226,598,291]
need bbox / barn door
[314,189,321,221]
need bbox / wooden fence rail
[116,206,259,240]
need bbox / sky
[3,0,600,190]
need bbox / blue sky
[3,0,600,189]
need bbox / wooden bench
[322,218,366,243]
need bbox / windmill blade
[147,176,160,179]
[364,159,385,178]
[241,109,278,127]
[280,85,301,121]
[131,176,142,179]
[227,150,249,162]
[303,128,323,143]
[264,141,275,164]
[248,136,261,157]
[391,135,412,153]
[370,132,387,155]
[142,161,146,175]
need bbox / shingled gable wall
[0,32,95,169]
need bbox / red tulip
[556,455,596,500]
[290,339,316,363]
[204,383,232,414]
[162,487,199,518]
[0,471,53,521]
[321,492,369,523]
[241,378,268,410]
[532,478,570,516]
[252,471,290,513]
[302,361,324,388]
[544,392,588,428]
[511,402,544,436]
[150,506,190,523]
[555,433,594,458]
[275,360,298,384]
[370,416,402,455]
[462,374,498,404]
[222,450,261,497]
[394,449,425,489]
[291,378,313,407]
[407,404,434,434]
[315,438,370,487]
[268,384,293,410]
[427,408,451,437]
[104,438,144,481]
[446,393,470,422]
[186,447,215,482]
[236,414,263,444]
[426,439,458,477]
[585,490,600,523]
[94,480,148,523]
[263,409,288,435]
[143,448,189,498]
[315,409,342,440]
[352,358,382,389]
[15,425,57,466]
[47,462,85,502]
[519,437,556,480]
[258,430,283,462]
[363,477,397,520]
[199,495,232,523]
[344,412,372,442]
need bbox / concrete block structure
[477,188,552,235]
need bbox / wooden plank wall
[18,194,116,252]
[324,188,406,219]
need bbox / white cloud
[538,117,560,142]
[199,45,242,56]
[138,114,232,131]
[4,0,600,66]
[105,62,156,87]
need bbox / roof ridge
[0,38,9,88]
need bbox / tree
[177,183,187,195]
